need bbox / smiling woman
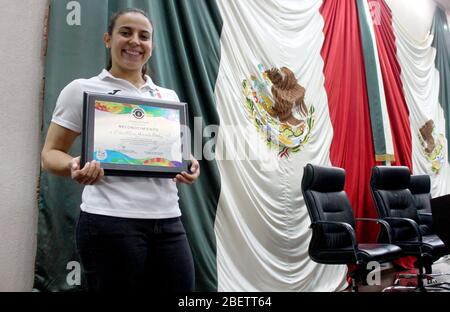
[40,7,200,292]
[104,9,154,88]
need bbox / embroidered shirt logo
[149,89,162,99]
[108,89,121,95]
[242,64,315,158]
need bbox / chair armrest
[310,220,360,263]
[384,217,422,243]
[418,212,432,217]
[355,218,394,243]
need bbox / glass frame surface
[81,92,190,178]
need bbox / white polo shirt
[52,69,181,219]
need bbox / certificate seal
[132,107,145,119]
[96,150,107,161]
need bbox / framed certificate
[81,92,190,178]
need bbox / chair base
[390,271,450,292]
[383,285,449,292]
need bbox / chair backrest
[370,166,418,241]
[302,164,356,250]
[410,174,433,235]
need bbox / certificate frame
[81,92,190,178]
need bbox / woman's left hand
[174,157,200,185]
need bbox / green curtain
[35,0,222,291]
[432,8,450,164]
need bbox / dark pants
[76,211,194,292]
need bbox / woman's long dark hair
[106,8,153,79]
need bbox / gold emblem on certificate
[81,92,190,178]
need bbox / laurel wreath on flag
[242,64,315,158]
[418,132,446,174]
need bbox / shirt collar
[98,69,158,91]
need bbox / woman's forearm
[41,149,73,177]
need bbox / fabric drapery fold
[432,8,450,165]
[391,2,450,197]
[368,0,415,269]
[214,0,347,292]
[371,0,412,170]
[356,0,395,163]
[320,0,379,243]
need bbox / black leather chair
[410,175,434,238]
[301,164,401,291]
[409,174,450,289]
[370,166,448,291]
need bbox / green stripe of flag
[356,0,390,162]
[432,9,450,164]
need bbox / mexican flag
[36,0,450,291]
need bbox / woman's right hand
[70,156,104,185]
